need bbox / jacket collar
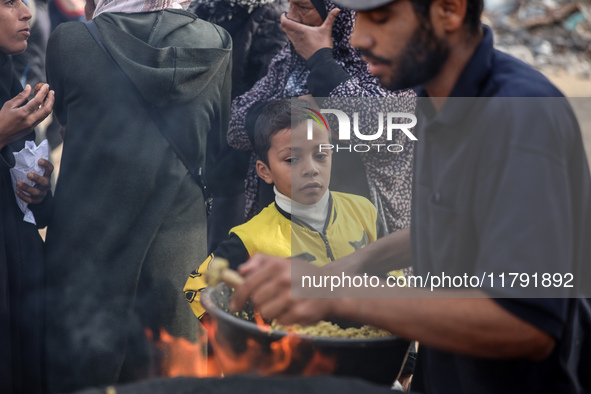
[275,193,336,234]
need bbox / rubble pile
[484,0,591,77]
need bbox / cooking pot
[201,284,411,385]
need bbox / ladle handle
[221,269,244,288]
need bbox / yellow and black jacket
[184,191,395,318]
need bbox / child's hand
[16,158,53,205]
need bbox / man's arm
[335,294,555,361]
[231,255,555,362]
[324,227,412,275]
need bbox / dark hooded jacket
[44,11,231,392]
[189,0,289,253]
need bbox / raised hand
[280,8,341,60]
[0,84,55,150]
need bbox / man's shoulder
[475,49,576,155]
[488,49,564,98]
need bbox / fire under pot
[201,284,411,386]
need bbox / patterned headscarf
[93,0,191,18]
[227,0,417,221]
[228,0,379,151]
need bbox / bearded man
[230,1,591,392]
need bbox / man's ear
[431,0,467,34]
[256,160,274,185]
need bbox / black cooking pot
[201,284,411,386]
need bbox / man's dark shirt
[411,26,591,393]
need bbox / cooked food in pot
[271,320,392,339]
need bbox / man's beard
[365,20,451,92]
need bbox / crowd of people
[1,0,590,393]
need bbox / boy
[184,99,399,318]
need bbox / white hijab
[93,0,191,19]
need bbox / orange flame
[146,311,337,380]
[253,311,268,329]
[206,312,337,377]
[146,325,221,378]
[302,350,337,375]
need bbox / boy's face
[257,122,332,205]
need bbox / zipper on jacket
[280,194,336,262]
[319,232,335,261]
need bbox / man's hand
[16,159,54,205]
[281,8,340,60]
[230,253,556,361]
[0,84,55,150]
[230,254,336,325]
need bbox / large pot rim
[201,286,404,347]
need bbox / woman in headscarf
[228,0,416,235]
[1,0,54,391]
[43,0,231,390]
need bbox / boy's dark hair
[254,98,323,165]
[410,0,483,35]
